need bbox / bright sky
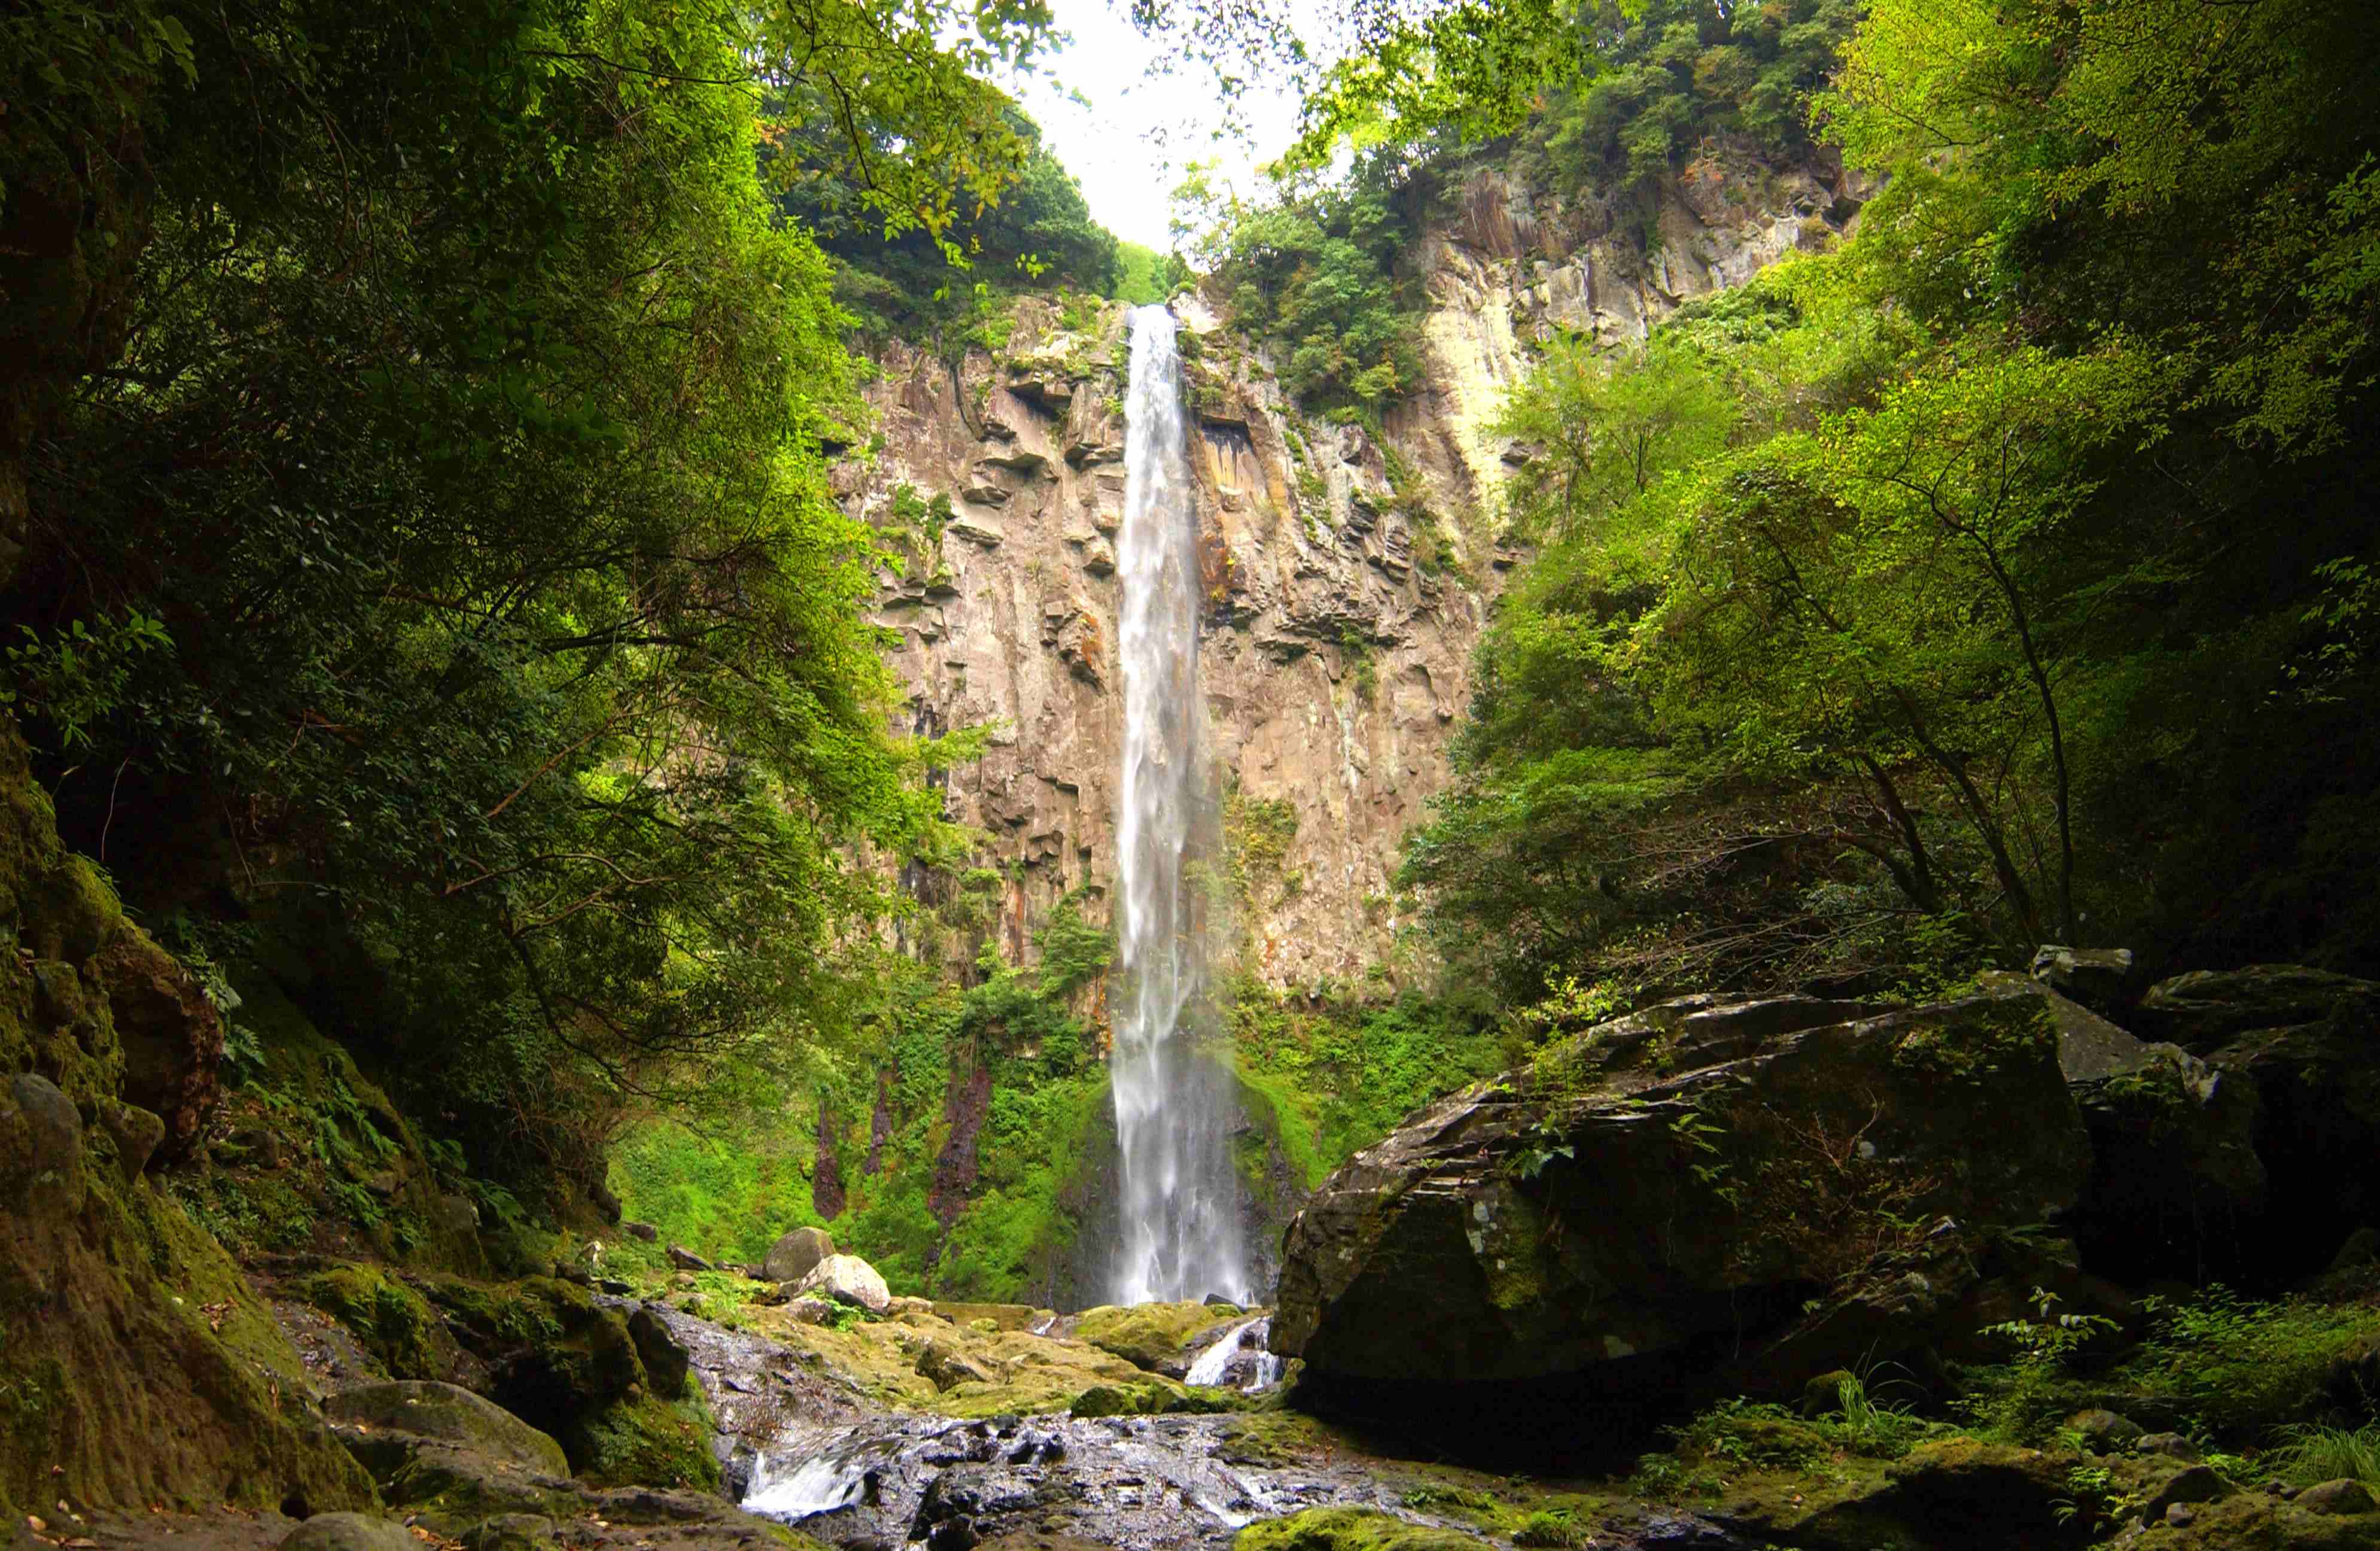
[1003,0,1318,250]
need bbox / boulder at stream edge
[1271,985,2090,1435]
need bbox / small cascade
[1184,1315,1283,1392]
[742,1449,872,1519]
[1107,303,1248,1306]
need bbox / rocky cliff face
[839,155,1865,994]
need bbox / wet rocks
[1273,986,2089,1418]
[666,1244,714,1272]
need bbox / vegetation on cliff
[1405,0,2380,1008]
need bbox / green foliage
[1517,1,1860,203]
[2269,1424,2380,1489]
[787,105,1123,342]
[1636,1384,1937,1500]
[1113,242,1188,306]
[0,612,170,750]
[1226,981,1502,1185]
[1182,157,1424,415]
[1223,790,1301,907]
[608,1105,821,1267]
[1408,0,2380,1003]
[2122,1288,2376,1441]
[1510,1510,1590,1548]
[7,0,1025,1202]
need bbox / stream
[642,1301,1763,1551]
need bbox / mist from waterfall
[1107,305,1248,1306]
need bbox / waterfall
[1107,305,1247,1306]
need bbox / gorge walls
[838,157,1866,993]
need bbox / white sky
[1002,0,1318,250]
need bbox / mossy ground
[1073,1300,1244,1369]
[568,1388,722,1492]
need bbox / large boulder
[1272,987,2090,1422]
[793,1252,891,1313]
[2031,945,2138,1015]
[2134,965,2379,1053]
[2183,968,2380,1280]
[1989,974,2268,1282]
[762,1224,835,1284]
[278,1514,419,1551]
[324,1380,570,1480]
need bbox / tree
[2,0,1032,1195]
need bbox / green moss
[1233,1507,1492,1551]
[1067,1382,1242,1418]
[611,1105,820,1266]
[1226,983,1502,1185]
[299,1263,446,1378]
[1073,1301,1239,1370]
[420,1274,567,1351]
[166,1169,315,1254]
[569,1389,722,1492]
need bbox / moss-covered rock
[278,1513,419,1551]
[565,1389,721,1492]
[1073,1300,1239,1373]
[325,1380,570,1479]
[1066,1381,1237,1418]
[211,970,488,1275]
[382,1443,582,1530]
[299,1264,457,1380]
[407,1275,721,1492]
[2107,1491,2380,1549]
[1233,1507,1492,1551]
[457,1514,561,1551]
[0,726,375,1517]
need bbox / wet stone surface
[743,1410,1392,1550]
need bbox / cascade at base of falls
[1106,304,1249,1307]
[1183,1315,1283,1392]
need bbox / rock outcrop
[1988,971,2266,1284]
[0,724,375,1517]
[2142,965,2380,1282]
[1271,985,2087,1422]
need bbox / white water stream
[1185,1315,1284,1391]
[1108,305,1249,1306]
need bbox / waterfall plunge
[1107,305,1248,1306]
